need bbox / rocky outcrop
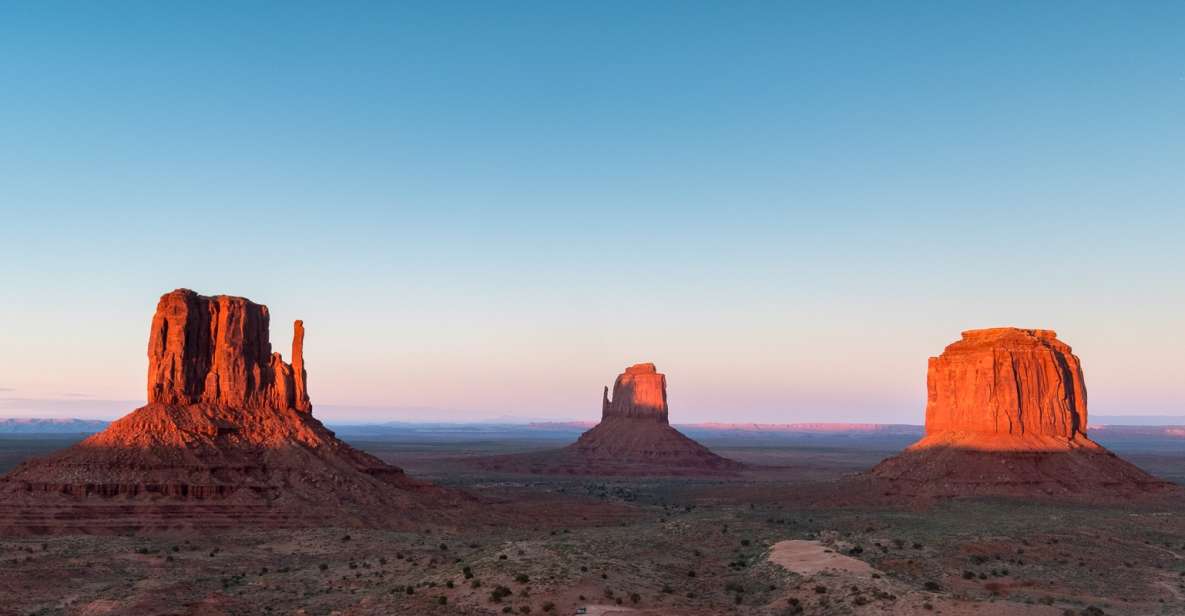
[919,328,1088,449]
[0,289,458,533]
[477,363,742,476]
[147,289,310,413]
[866,328,1172,499]
[602,363,668,422]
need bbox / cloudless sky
[1,2,1183,422]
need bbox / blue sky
[1,2,1182,422]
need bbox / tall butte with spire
[0,289,455,533]
[867,328,1172,498]
[480,363,742,475]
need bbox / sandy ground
[765,538,1071,616]
[767,539,876,576]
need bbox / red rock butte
[868,328,1172,499]
[916,328,1090,451]
[0,289,460,533]
[479,363,742,476]
[601,363,668,422]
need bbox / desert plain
[1,424,1183,616]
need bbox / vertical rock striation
[146,289,310,412]
[922,328,1087,445]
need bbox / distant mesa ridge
[867,327,1173,498]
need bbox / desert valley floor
[1,428,1183,616]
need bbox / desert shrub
[813,585,827,594]
[518,606,531,614]
[923,581,941,591]
[962,571,975,580]
[630,592,640,604]
[515,573,530,584]
[446,580,454,588]
[471,579,482,588]
[490,585,513,602]
[463,566,474,579]
[437,596,447,605]
[542,601,555,612]
[318,563,328,572]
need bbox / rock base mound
[865,445,1172,500]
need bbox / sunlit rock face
[147,289,311,413]
[913,328,1094,451]
[601,363,669,422]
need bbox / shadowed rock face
[147,289,311,412]
[866,328,1171,499]
[0,289,459,533]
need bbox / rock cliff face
[479,363,742,476]
[920,328,1087,448]
[602,363,668,422]
[147,289,310,413]
[867,328,1171,498]
[0,289,457,533]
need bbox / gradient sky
[2,2,1183,423]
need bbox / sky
[1,2,1183,423]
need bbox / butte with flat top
[866,327,1173,499]
[477,363,743,476]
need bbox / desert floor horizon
[0,291,1183,616]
